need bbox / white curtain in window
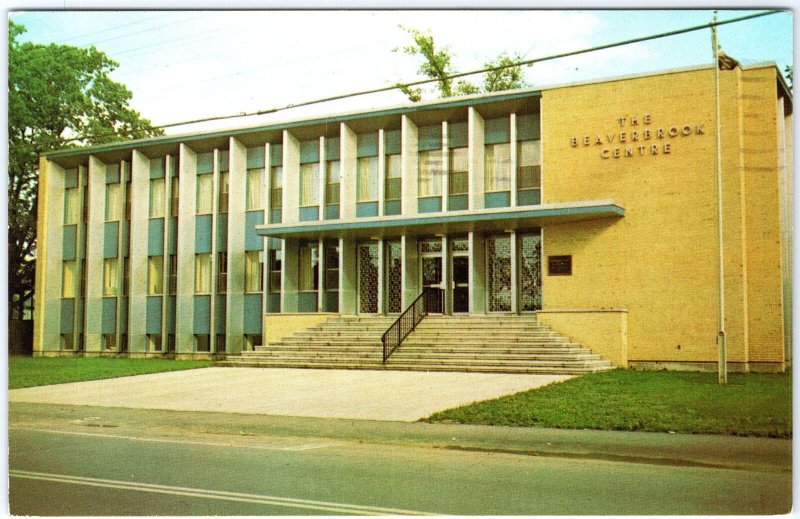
[103,258,118,296]
[485,143,511,192]
[300,163,320,206]
[245,251,262,293]
[418,151,443,197]
[62,261,76,298]
[246,168,263,210]
[357,157,378,201]
[195,254,211,293]
[64,188,80,224]
[105,184,122,221]
[196,174,213,214]
[150,179,165,217]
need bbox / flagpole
[712,11,728,384]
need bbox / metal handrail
[381,287,443,363]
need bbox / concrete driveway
[8,367,571,422]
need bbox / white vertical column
[401,115,418,215]
[161,156,172,350]
[176,144,197,354]
[85,155,105,353]
[339,237,357,315]
[226,137,247,354]
[401,235,419,308]
[262,143,271,323]
[377,239,385,314]
[510,113,518,207]
[377,129,386,217]
[209,149,219,355]
[129,151,150,353]
[116,160,127,352]
[340,123,357,220]
[441,121,449,212]
[442,235,450,315]
[510,231,519,314]
[282,130,300,224]
[318,137,326,219]
[317,238,325,312]
[469,232,486,314]
[468,107,485,211]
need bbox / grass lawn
[426,369,792,438]
[9,357,213,389]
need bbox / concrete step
[217,360,613,374]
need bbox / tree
[8,21,163,319]
[393,27,529,102]
[784,65,793,91]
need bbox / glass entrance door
[452,255,469,313]
[420,238,444,314]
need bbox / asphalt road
[9,411,791,515]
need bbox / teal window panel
[298,292,318,312]
[267,293,281,313]
[324,291,339,313]
[218,150,229,172]
[247,146,265,169]
[518,189,541,206]
[270,144,283,166]
[196,152,213,174]
[245,210,264,251]
[216,214,228,252]
[169,155,178,177]
[356,201,378,218]
[485,191,511,208]
[325,137,340,160]
[64,169,78,188]
[300,140,319,163]
[104,222,119,258]
[121,221,130,257]
[299,206,319,222]
[356,133,378,157]
[147,219,164,256]
[485,117,510,144]
[215,295,226,334]
[448,194,468,211]
[146,296,162,334]
[384,130,401,155]
[270,209,282,224]
[193,295,211,334]
[149,158,165,179]
[324,204,340,220]
[165,296,176,334]
[418,125,442,151]
[384,199,401,216]
[62,225,77,261]
[517,114,540,140]
[448,122,468,148]
[243,294,263,334]
[60,298,75,333]
[195,215,212,253]
[167,218,178,255]
[418,197,442,213]
[106,164,120,184]
[102,297,117,334]
[119,297,128,332]
[269,237,283,249]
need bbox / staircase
[220,315,614,374]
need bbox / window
[170,177,180,217]
[216,334,226,353]
[61,334,75,351]
[64,188,80,224]
[103,258,118,296]
[103,334,116,351]
[245,251,263,293]
[217,252,227,293]
[385,154,402,200]
[195,334,210,352]
[325,161,340,204]
[218,171,229,213]
[325,242,340,290]
[196,174,213,214]
[82,183,89,222]
[270,166,283,209]
[298,243,319,291]
[120,334,129,352]
[449,147,469,195]
[80,259,86,298]
[148,256,164,295]
[517,140,542,190]
[124,181,132,220]
[62,261,76,298]
[357,157,378,202]
[148,334,162,352]
[123,257,130,296]
[246,168,263,210]
[300,162,320,206]
[268,249,282,292]
[168,254,178,294]
[149,179,165,217]
[195,253,211,293]
[167,334,176,353]
[105,183,122,221]
[485,143,511,192]
[418,150,443,197]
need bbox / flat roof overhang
[256,200,624,240]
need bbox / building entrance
[420,238,444,314]
[451,238,469,313]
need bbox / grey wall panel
[485,191,511,208]
[196,153,213,174]
[384,130,401,155]
[195,215,212,253]
[149,158,165,179]
[245,210,264,251]
[246,146,265,169]
[216,214,228,252]
[448,194,468,211]
[167,217,178,255]
[518,189,541,206]
[298,292,318,313]
[243,294,263,334]
[356,133,378,157]
[62,226,77,260]
[299,140,319,163]
[147,219,164,256]
[325,137,340,160]
[356,202,378,218]
[102,297,117,334]
[215,295,226,334]
[449,122,468,148]
[418,197,442,213]
[324,204,340,220]
[384,200,401,216]
[146,296,162,334]
[484,117,510,144]
[165,295,176,333]
[269,208,282,224]
[299,206,319,222]
[60,299,75,333]
[104,222,119,258]
[517,113,540,140]
[266,293,280,313]
[193,295,210,334]
[270,144,283,166]
[418,125,442,151]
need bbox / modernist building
[34,62,792,372]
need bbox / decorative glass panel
[357,157,378,202]
[387,241,402,313]
[521,233,543,311]
[419,238,442,253]
[418,150,443,197]
[358,243,379,313]
[485,143,512,192]
[452,238,469,252]
[487,235,511,311]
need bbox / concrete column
[442,235,451,315]
[281,238,299,312]
[317,238,325,312]
[318,137,326,218]
[282,130,300,223]
[468,107,485,210]
[84,156,105,352]
[377,129,386,217]
[262,143,271,325]
[510,113,518,207]
[401,115,418,215]
[469,231,486,314]
[377,239,385,314]
[510,231,519,314]
[33,157,65,353]
[208,150,219,355]
[339,237,357,315]
[401,234,419,308]
[128,151,150,353]
[176,144,197,353]
[116,160,128,352]
[161,156,172,351]
[441,121,449,212]
[226,137,247,354]
[340,123,357,220]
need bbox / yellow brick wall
[540,66,785,365]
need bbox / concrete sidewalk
[8,367,571,421]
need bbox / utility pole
[712,11,728,384]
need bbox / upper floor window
[196,174,213,214]
[217,252,227,293]
[299,162,320,207]
[103,258,118,296]
[357,157,378,202]
[195,253,211,294]
[64,187,80,224]
[245,250,263,293]
[418,150,443,197]
[298,242,319,291]
[268,248,282,292]
[147,256,163,295]
[270,166,283,209]
[168,254,177,295]
[62,260,76,298]
[105,182,122,221]
[170,177,180,217]
[149,179,165,218]
[218,171,229,213]
[448,147,468,195]
[246,168,263,210]
[325,160,340,205]
[385,154,402,200]
[517,140,542,191]
[485,143,511,192]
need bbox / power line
[10,9,783,153]
[52,13,164,44]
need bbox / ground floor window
[521,232,542,311]
[216,334,226,353]
[386,241,402,313]
[61,333,74,351]
[299,242,319,291]
[148,334,162,352]
[195,334,210,352]
[358,242,379,313]
[103,334,116,351]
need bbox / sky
[7,8,795,136]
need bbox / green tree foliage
[8,20,163,319]
[394,27,528,102]
[784,65,792,91]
